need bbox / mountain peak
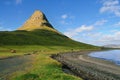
[18,10,54,31]
[31,10,48,22]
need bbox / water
[89,50,120,65]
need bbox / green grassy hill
[0,10,101,80]
[0,29,98,50]
[0,29,100,80]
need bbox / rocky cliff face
[18,10,55,31]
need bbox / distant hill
[0,10,99,49]
[103,44,120,48]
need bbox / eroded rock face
[18,10,54,31]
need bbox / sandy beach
[52,51,120,80]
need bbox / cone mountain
[0,10,98,49]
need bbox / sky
[0,0,120,46]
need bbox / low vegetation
[0,29,98,48]
[0,29,101,80]
[0,46,82,80]
[0,45,101,80]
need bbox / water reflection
[89,50,120,65]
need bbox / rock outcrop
[18,10,55,31]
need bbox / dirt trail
[0,54,34,80]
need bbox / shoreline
[52,51,120,80]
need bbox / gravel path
[0,54,34,80]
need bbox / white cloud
[4,0,22,5]
[16,0,22,5]
[61,14,68,19]
[64,25,94,37]
[0,27,12,31]
[64,19,107,38]
[98,31,120,43]
[0,23,12,31]
[64,31,77,38]
[114,21,120,26]
[74,30,120,45]
[94,19,108,26]
[75,25,93,32]
[60,20,69,25]
[110,29,119,32]
[100,0,120,16]
[85,31,120,45]
[85,32,102,38]
[60,14,75,25]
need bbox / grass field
[0,29,101,80]
[0,29,98,48]
[10,49,81,80]
[0,45,101,80]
